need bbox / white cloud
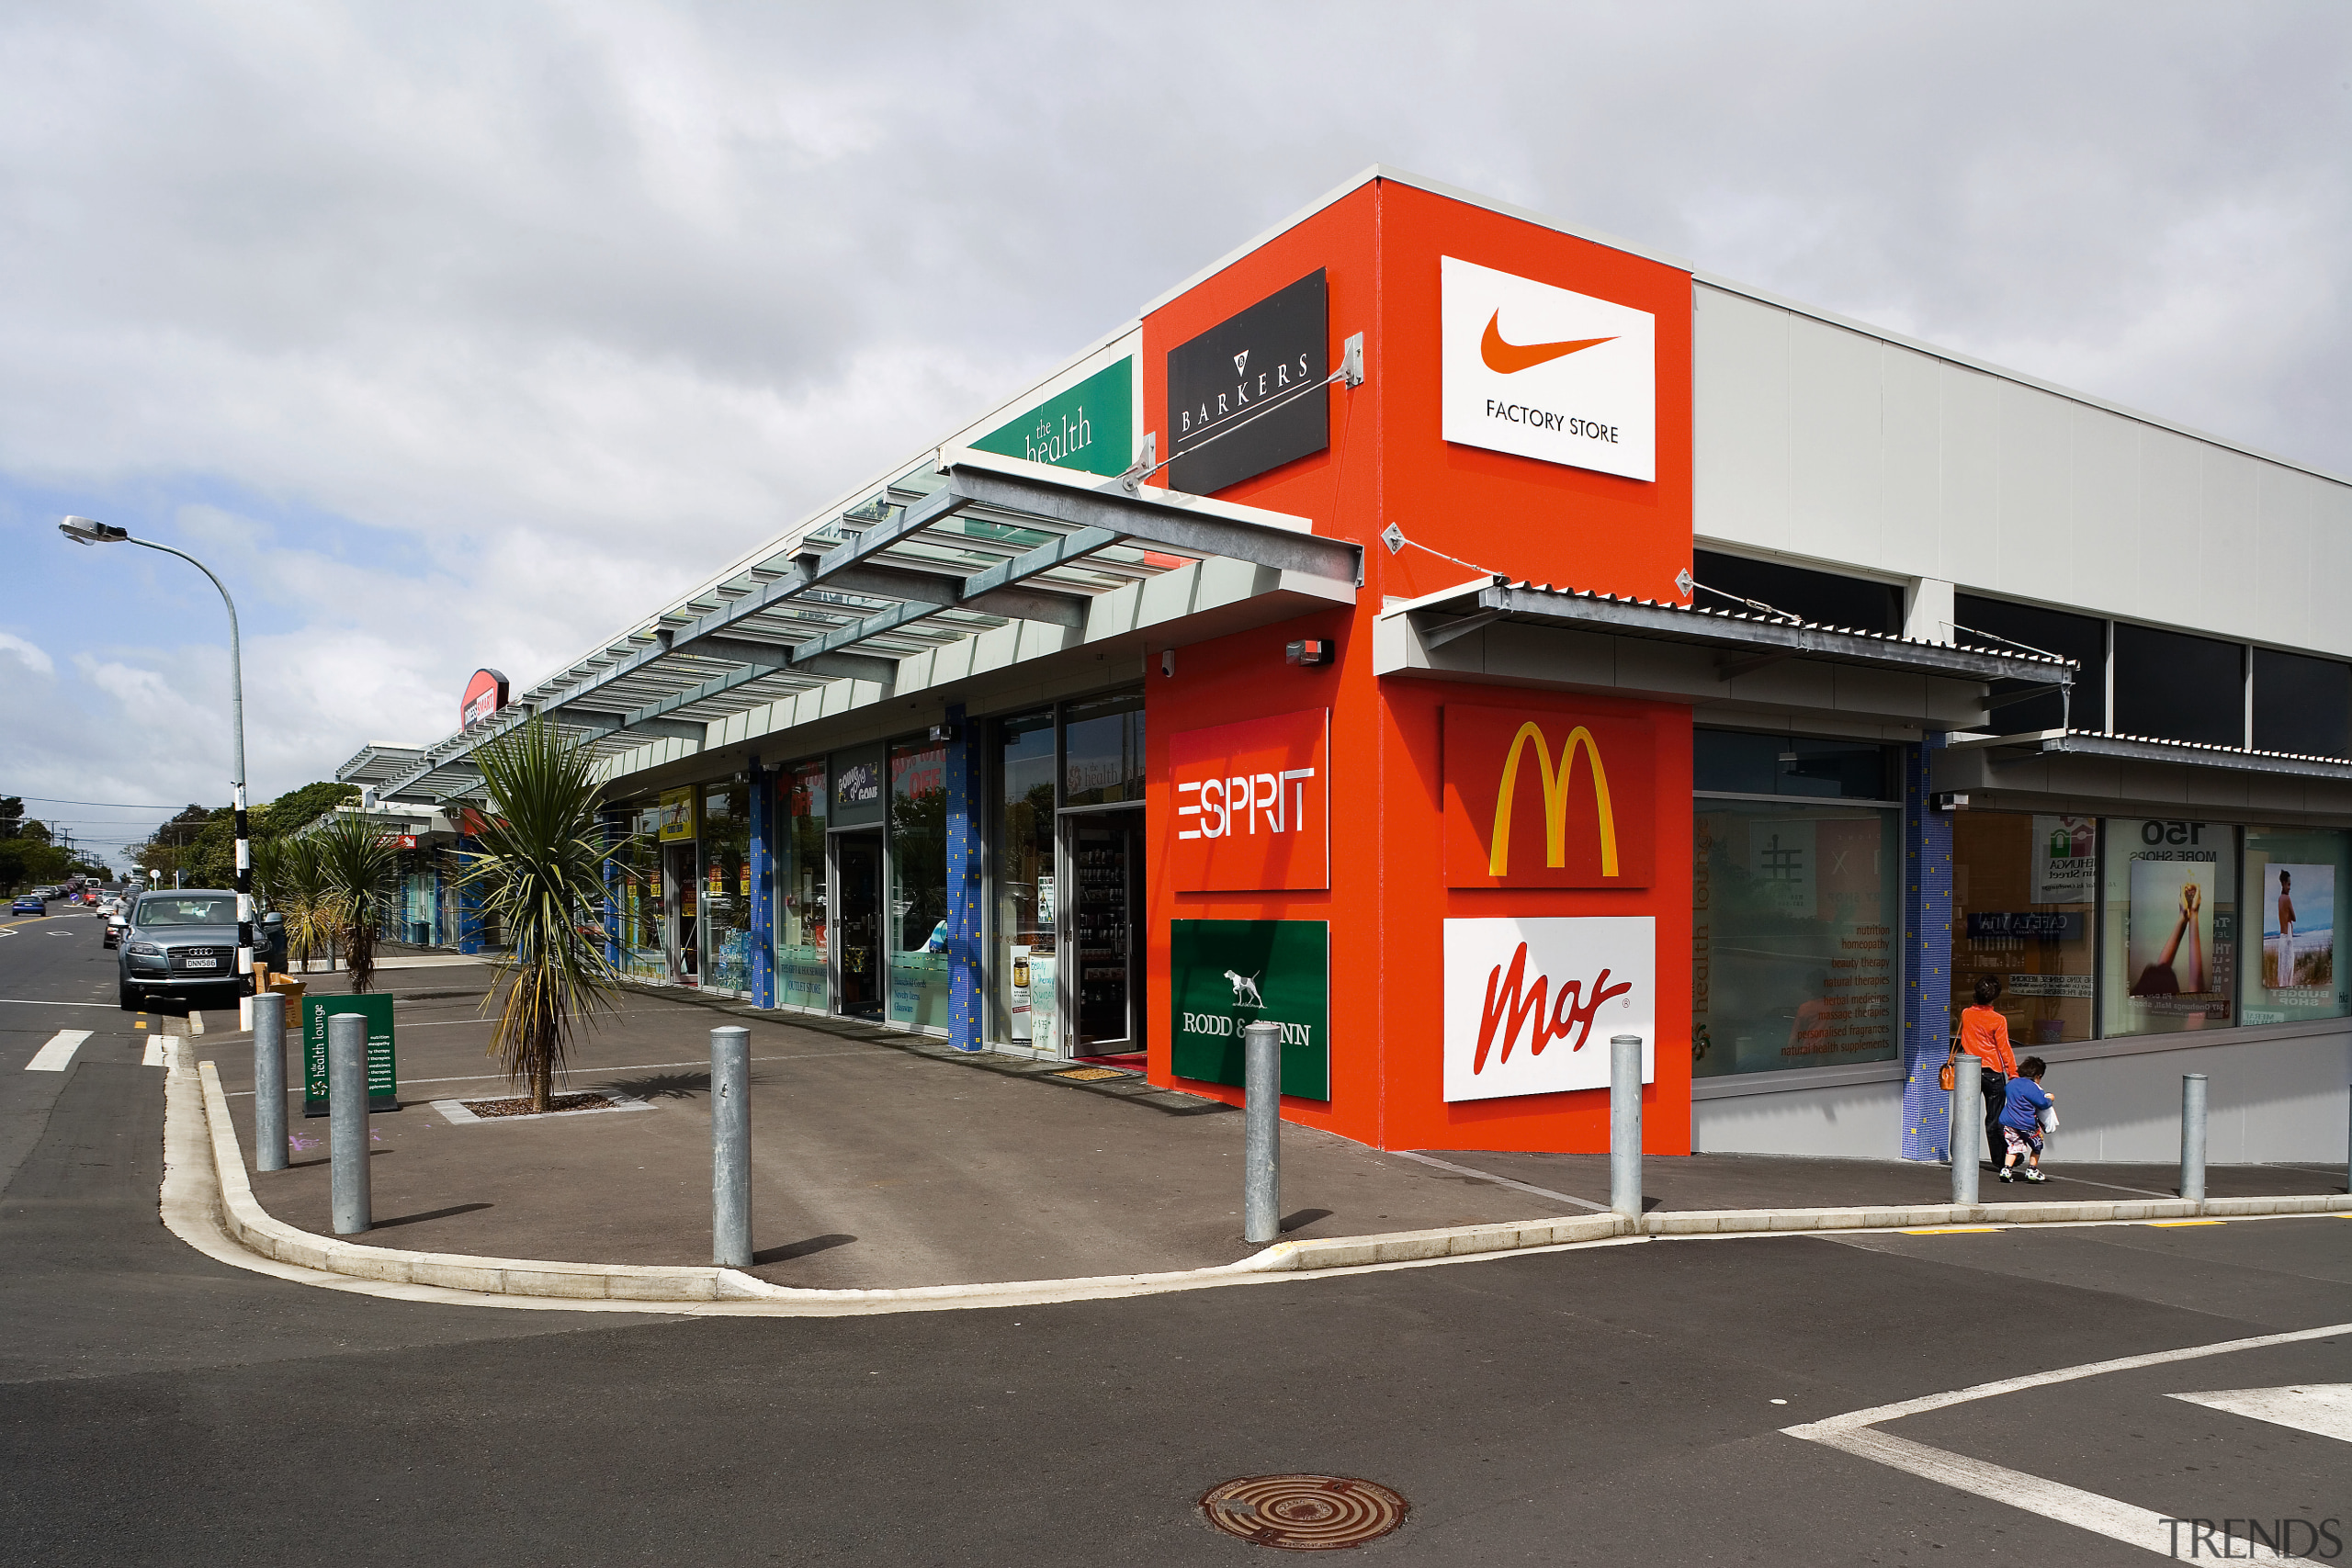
[0,631,54,677]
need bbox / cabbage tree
[312,812,401,993]
[460,716,626,1113]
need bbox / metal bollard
[328,1011,370,1234]
[1243,1020,1282,1245]
[1949,1058,1979,1206]
[1610,1034,1644,1219]
[2345,1085,2350,1201]
[253,991,288,1172]
[711,1026,752,1269]
[2181,1073,2208,1203]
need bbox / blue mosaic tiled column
[748,755,775,1009]
[601,809,623,970]
[944,704,984,1053]
[1900,735,1955,1160]
[455,831,484,955]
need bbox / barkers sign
[1443,705,1653,888]
[1443,917,1655,1102]
[1440,255,1656,482]
[1166,269,1329,494]
[1170,708,1328,892]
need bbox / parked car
[116,892,288,1010]
[10,894,44,917]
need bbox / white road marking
[0,998,122,1009]
[142,1037,168,1067]
[2170,1383,2352,1444]
[188,1011,206,1035]
[1806,1426,2324,1562]
[1388,1149,1611,1213]
[1787,1321,2352,1562]
[26,1030,94,1071]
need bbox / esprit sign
[1440,255,1656,482]
[1170,709,1328,891]
[1443,917,1655,1101]
[1443,706,1653,888]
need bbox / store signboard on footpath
[1170,919,1329,1100]
[301,992,400,1117]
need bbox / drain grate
[1201,1474,1408,1551]
[1051,1066,1133,1081]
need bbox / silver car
[116,890,287,1010]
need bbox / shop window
[2240,826,2348,1024]
[990,710,1057,1046]
[612,802,667,983]
[2099,818,2238,1036]
[1952,593,2107,735]
[2111,625,2244,747]
[888,737,950,1030]
[699,781,752,995]
[2252,648,2352,759]
[1692,549,1904,636]
[1691,801,1900,1077]
[776,761,828,1010]
[1695,730,1899,801]
[1950,813,2097,1049]
[1062,690,1145,807]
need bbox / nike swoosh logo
[1480,311,1615,374]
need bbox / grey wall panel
[1880,342,1946,579]
[1692,288,1792,555]
[1787,315,1886,572]
[1693,283,2352,658]
[1691,1079,1906,1159]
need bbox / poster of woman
[2261,863,2334,993]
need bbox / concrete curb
[187,1060,2349,1307]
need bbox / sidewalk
[190,969,2348,1293]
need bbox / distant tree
[0,797,23,839]
[258,782,360,838]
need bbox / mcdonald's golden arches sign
[1442,705,1655,888]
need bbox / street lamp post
[60,517,254,1021]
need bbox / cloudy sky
[2,1,2345,864]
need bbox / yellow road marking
[133,1022,147,1030]
[1902,1225,2003,1235]
[2148,1219,2226,1227]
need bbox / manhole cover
[1201,1474,1408,1551]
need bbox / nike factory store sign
[1440,255,1656,482]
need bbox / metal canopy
[1389,578,2076,688]
[1951,728,2352,783]
[369,450,1359,803]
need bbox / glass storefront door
[1063,808,1145,1057]
[662,839,699,987]
[700,779,752,996]
[833,831,884,1019]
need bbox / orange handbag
[1937,1055,1958,1092]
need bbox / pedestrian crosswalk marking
[2169,1383,2352,1445]
[26,1030,93,1071]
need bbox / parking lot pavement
[195,969,1584,1289]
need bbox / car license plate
[181,958,220,969]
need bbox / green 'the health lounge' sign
[300,992,400,1117]
[1170,919,1329,1100]
[971,357,1134,479]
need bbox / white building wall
[1693,1022,2351,1167]
[1692,283,2352,657]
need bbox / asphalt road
[3,912,2346,1565]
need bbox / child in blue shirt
[1997,1057,2053,1184]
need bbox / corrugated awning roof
[362,450,1360,803]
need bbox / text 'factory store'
[342,168,2352,1168]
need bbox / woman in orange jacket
[1950,975,2018,1168]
